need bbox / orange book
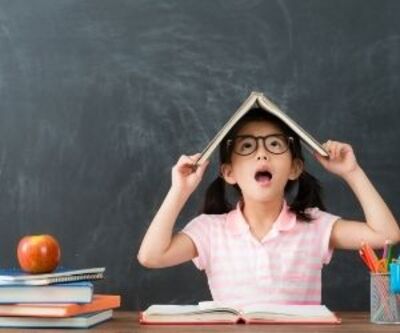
[0,294,120,317]
[140,302,341,325]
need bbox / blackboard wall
[0,0,399,310]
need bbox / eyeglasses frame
[226,134,294,156]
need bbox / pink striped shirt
[181,201,339,307]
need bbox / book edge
[0,267,106,282]
[0,284,93,304]
[0,295,120,317]
[257,95,328,157]
[0,309,113,328]
[196,92,259,165]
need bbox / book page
[144,305,201,315]
[241,304,334,317]
[198,301,240,314]
[145,303,240,316]
[0,267,105,281]
[142,304,241,324]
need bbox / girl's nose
[256,148,269,160]
[255,137,269,160]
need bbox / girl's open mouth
[255,170,273,185]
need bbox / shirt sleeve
[308,208,340,265]
[320,211,340,265]
[180,214,211,271]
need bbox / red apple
[17,234,61,274]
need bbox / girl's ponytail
[288,170,326,221]
[202,177,232,214]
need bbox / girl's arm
[314,141,400,250]
[137,154,209,268]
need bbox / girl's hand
[171,153,209,195]
[314,140,360,179]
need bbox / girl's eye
[236,138,256,153]
[267,136,288,153]
[270,140,283,147]
[240,142,253,151]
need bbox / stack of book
[0,267,120,328]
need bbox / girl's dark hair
[202,108,326,222]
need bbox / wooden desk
[1,312,399,332]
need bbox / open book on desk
[196,91,328,165]
[140,302,341,325]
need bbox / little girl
[138,108,400,306]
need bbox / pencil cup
[370,273,400,324]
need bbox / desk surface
[1,312,399,332]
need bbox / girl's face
[221,120,303,204]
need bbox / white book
[196,91,328,165]
[0,267,105,286]
[140,302,341,324]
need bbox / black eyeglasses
[227,134,294,156]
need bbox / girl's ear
[289,158,304,180]
[220,163,237,185]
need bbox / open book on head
[140,302,341,325]
[196,91,329,165]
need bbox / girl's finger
[340,144,349,158]
[195,159,210,177]
[177,154,189,164]
[336,143,348,159]
[330,141,342,159]
[324,140,334,156]
[181,165,197,176]
[332,143,340,159]
[188,153,201,160]
[175,161,194,174]
[185,153,202,168]
[314,151,329,167]
[176,154,196,167]
[342,143,352,154]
